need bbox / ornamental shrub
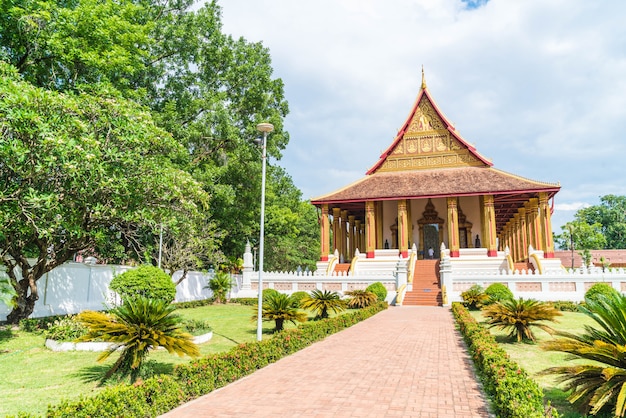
[460,284,489,310]
[262,288,280,301]
[44,315,88,341]
[585,282,619,304]
[109,265,176,304]
[290,291,309,308]
[484,283,514,305]
[366,282,387,301]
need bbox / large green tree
[0,0,292,267]
[575,195,626,249]
[0,63,209,322]
[554,220,607,267]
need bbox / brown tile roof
[311,166,560,204]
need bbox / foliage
[0,277,16,308]
[205,271,233,304]
[550,301,583,312]
[289,291,310,308]
[584,282,620,304]
[0,63,208,322]
[109,266,176,304]
[76,296,199,382]
[541,292,626,416]
[300,289,346,319]
[484,283,514,305]
[482,298,562,343]
[46,302,388,417]
[452,303,555,418]
[576,195,626,250]
[345,289,378,309]
[365,282,388,302]
[180,319,212,336]
[555,220,607,266]
[460,285,489,310]
[43,315,88,341]
[262,288,280,301]
[254,292,307,332]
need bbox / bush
[44,315,88,341]
[180,319,212,336]
[452,303,555,417]
[262,288,280,301]
[365,282,387,301]
[110,265,176,304]
[289,291,309,308]
[585,282,619,304]
[550,301,582,312]
[460,284,489,310]
[484,283,513,305]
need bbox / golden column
[518,207,528,261]
[355,219,362,253]
[528,198,541,252]
[365,201,376,258]
[539,193,556,258]
[348,215,356,260]
[398,199,409,258]
[513,214,521,262]
[375,202,384,249]
[447,197,460,257]
[320,204,330,261]
[332,207,341,254]
[483,195,498,256]
[340,210,348,262]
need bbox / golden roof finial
[421,65,427,90]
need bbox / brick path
[161,306,492,418]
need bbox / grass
[0,302,279,417]
[469,309,613,418]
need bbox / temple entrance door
[424,224,439,259]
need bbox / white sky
[218,0,626,231]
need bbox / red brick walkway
[161,306,492,418]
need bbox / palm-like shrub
[482,297,561,342]
[460,284,489,310]
[77,296,199,382]
[300,289,346,319]
[254,292,307,332]
[542,293,626,416]
[205,271,233,304]
[345,289,377,309]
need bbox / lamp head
[256,122,274,133]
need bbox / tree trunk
[275,318,284,332]
[6,270,40,324]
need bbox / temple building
[310,73,561,300]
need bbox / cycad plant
[345,289,377,309]
[482,297,561,342]
[542,293,626,417]
[253,292,307,332]
[77,296,200,382]
[205,271,233,304]
[460,284,489,310]
[300,289,345,319]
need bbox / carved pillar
[332,207,341,254]
[340,210,348,262]
[447,197,460,257]
[483,195,497,256]
[528,198,540,252]
[355,219,362,253]
[320,204,330,261]
[518,207,528,261]
[398,199,409,258]
[375,202,384,250]
[539,193,555,258]
[365,201,376,258]
[348,215,356,259]
[513,214,521,262]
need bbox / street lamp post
[256,122,273,341]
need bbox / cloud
[219,0,626,226]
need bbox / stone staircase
[334,263,351,275]
[403,259,442,306]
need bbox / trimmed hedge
[45,302,388,417]
[451,303,556,418]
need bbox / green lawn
[469,310,612,418]
[0,303,275,417]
